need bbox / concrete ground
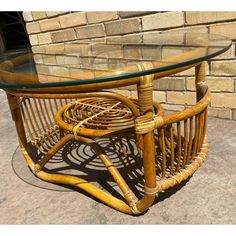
[0,90,235,224]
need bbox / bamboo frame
[2,52,211,214]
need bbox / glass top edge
[0,32,232,89]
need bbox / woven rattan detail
[59,96,165,138]
[61,97,139,134]
[135,114,155,134]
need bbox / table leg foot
[20,136,153,215]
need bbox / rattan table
[0,32,231,214]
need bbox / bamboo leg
[66,134,139,213]
[134,69,157,213]
[6,93,27,147]
[194,62,207,155]
[195,62,206,102]
[14,123,135,214]
[91,142,139,212]
[34,134,75,172]
[20,140,133,214]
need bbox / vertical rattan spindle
[135,63,157,212]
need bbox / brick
[38,33,52,45]
[39,18,61,32]
[211,60,236,76]
[119,11,156,18]
[115,90,131,97]
[213,43,235,60]
[177,63,210,76]
[51,29,76,43]
[65,43,91,55]
[211,93,236,108]
[29,35,39,46]
[177,67,195,76]
[26,22,40,34]
[141,45,162,60]
[46,12,68,17]
[48,66,70,77]
[91,44,123,58]
[86,11,118,24]
[123,45,142,59]
[36,64,49,74]
[142,12,184,31]
[76,24,105,39]
[186,77,234,92]
[167,91,196,105]
[210,23,236,40]
[31,11,47,20]
[91,38,106,43]
[185,78,196,91]
[186,12,236,25]
[45,44,65,54]
[69,67,97,79]
[59,12,87,28]
[153,91,166,103]
[162,47,187,60]
[162,104,185,112]
[69,68,86,79]
[56,55,80,65]
[107,59,127,68]
[105,19,141,36]
[232,109,236,120]
[208,107,231,119]
[68,39,92,43]
[106,34,142,44]
[123,44,161,60]
[23,11,33,22]
[184,33,213,46]
[42,55,57,65]
[166,26,208,34]
[92,58,108,70]
[154,78,185,91]
[33,54,43,64]
[143,32,184,45]
[32,45,45,54]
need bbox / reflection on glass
[0,32,231,89]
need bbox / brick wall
[23,11,236,120]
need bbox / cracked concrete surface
[0,90,235,224]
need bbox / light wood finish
[2,51,211,214]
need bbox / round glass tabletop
[0,32,232,89]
